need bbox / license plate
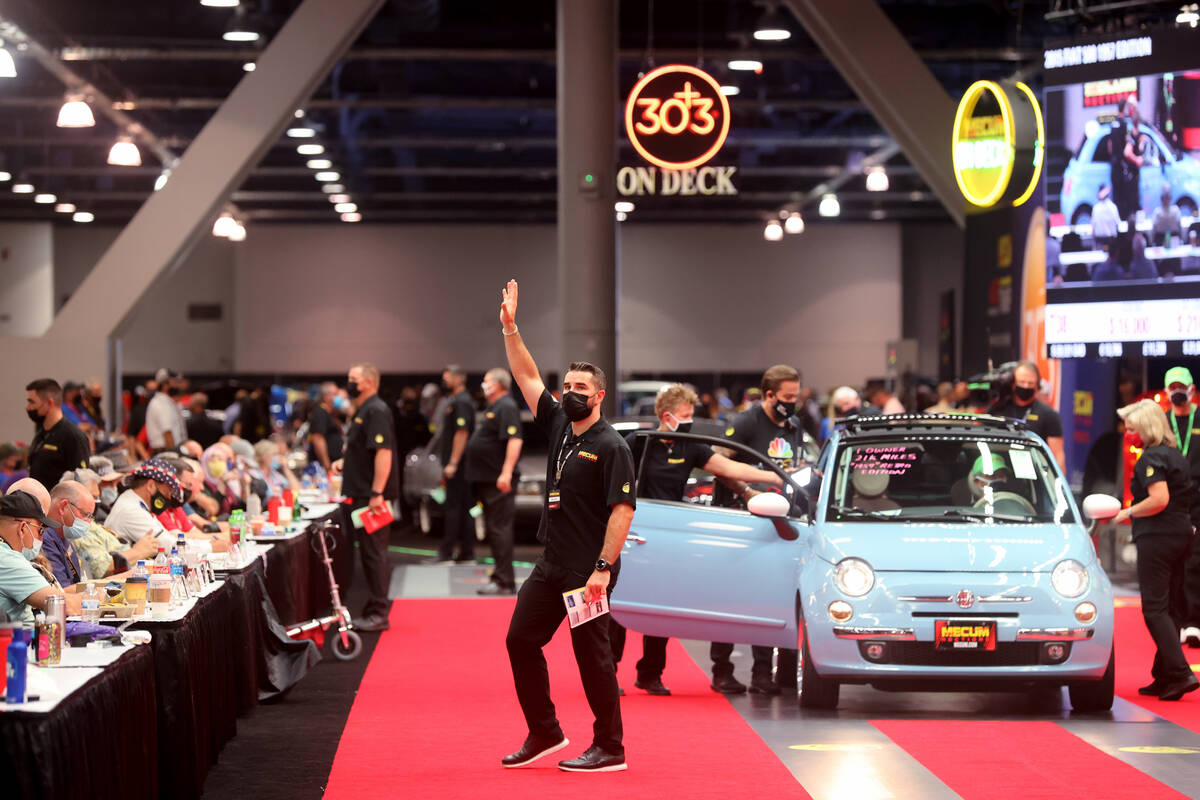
[934,619,997,651]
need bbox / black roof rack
[839,413,1029,436]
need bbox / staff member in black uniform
[991,361,1066,472]
[25,379,90,490]
[498,279,635,773]
[436,365,476,564]
[467,368,523,595]
[307,382,345,473]
[710,364,808,695]
[1162,366,1200,647]
[610,384,782,696]
[1115,399,1199,701]
[331,363,398,633]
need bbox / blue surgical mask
[333,396,349,412]
[100,487,118,506]
[64,516,90,541]
[22,536,41,561]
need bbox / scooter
[286,517,363,661]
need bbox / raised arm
[500,280,547,416]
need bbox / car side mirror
[1082,493,1121,522]
[747,492,790,519]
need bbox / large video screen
[1043,29,1200,359]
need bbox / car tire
[418,497,435,535]
[799,626,840,710]
[1068,647,1115,712]
[1070,204,1092,226]
[1178,196,1198,219]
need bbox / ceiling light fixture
[296,144,324,156]
[0,171,11,182]
[719,85,740,96]
[614,200,635,213]
[72,211,94,223]
[334,202,358,213]
[223,9,261,42]
[212,212,239,238]
[616,211,628,222]
[107,136,142,166]
[242,62,256,72]
[865,166,889,192]
[1178,4,1199,26]
[154,169,171,191]
[784,212,805,234]
[57,95,95,128]
[54,202,75,213]
[328,193,351,203]
[34,193,56,204]
[727,59,763,73]
[201,0,240,7]
[753,6,792,41]
[818,193,841,217]
[314,171,340,182]
[228,222,247,242]
[340,212,362,222]
[287,127,316,138]
[763,220,783,241]
[0,44,16,79]
[305,159,332,170]
[321,184,345,194]
[870,209,887,220]
[12,182,34,194]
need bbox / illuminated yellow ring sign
[625,65,732,171]
[952,79,1043,209]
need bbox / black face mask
[562,391,594,422]
[166,386,180,397]
[26,407,46,424]
[1013,386,1036,402]
[151,491,169,513]
[347,380,361,399]
[773,399,796,419]
[674,421,693,434]
[1170,390,1190,407]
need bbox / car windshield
[827,435,1074,524]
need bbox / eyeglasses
[18,520,45,537]
[68,500,95,523]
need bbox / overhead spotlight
[328,193,351,203]
[753,6,792,41]
[340,212,362,222]
[34,193,56,204]
[154,170,171,191]
[818,193,840,217]
[201,0,240,6]
[0,171,11,182]
[334,202,358,213]
[0,43,16,78]
[287,127,316,138]
[296,143,324,156]
[728,59,763,73]
[212,212,239,238]
[72,211,95,223]
[784,212,805,234]
[54,203,75,213]
[719,85,740,96]
[614,200,635,213]
[764,220,783,241]
[228,222,247,242]
[305,159,332,170]
[107,136,142,166]
[616,211,628,222]
[223,9,261,42]
[57,95,95,128]
[12,182,34,194]
[1178,4,1199,26]
[242,62,256,72]
[314,171,340,182]
[294,109,305,118]
[321,184,345,194]
[870,209,887,220]
[865,166,889,192]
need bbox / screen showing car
[827,435,1074,523]
[1042,28,1200,360]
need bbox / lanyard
[1170,406,1195,457]
[554,428,581,488]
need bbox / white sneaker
[1182,626,1200,648]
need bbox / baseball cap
[0,491,56,527]
[1164,366,1194,388]
[88,455,125,483]
[971,453,1007,477]
[125,458,183,504]
[154,368,182,384]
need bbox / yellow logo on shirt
[622,482,631,493]
[578,451,598,462]
[507,425,518,435]
[457,417,467,426]
[725,427,735,437]
[1027,413,1039,421]
[486,412,495,419]
[667,457,686,464]
[1146,466,1155,477]
[354,417,362,424]
[375,434,384,444]
[43,443,58,451]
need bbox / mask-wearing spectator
[145,369,187,453]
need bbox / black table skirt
[0,644,158,800]
[306,508,354,618]
[264,531,312,625]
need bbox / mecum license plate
[934,619,997,650]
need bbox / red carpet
[872,720,1187,800]
[1114,597,1200,733]
[323,598,809,799]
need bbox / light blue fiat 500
[611,415,1116,711]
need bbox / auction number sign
[951,79,1044,208]
[625,64,731,171]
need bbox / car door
[611,498,800,649]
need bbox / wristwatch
[370,491,383,497]
[594,558,611,572]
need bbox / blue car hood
[812,521,1091,572]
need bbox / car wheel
[1068,647,1115,712]
[418,497,435,535]
[1178,196,1197,219]
[799,625,840,709]
[1071,204,1092,226]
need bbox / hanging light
[784,212,805,234]
[0,43,16,79]
[34,193,56,204]
[0,171,11,182]
[753,6,792,41]
[305,159,332,170]
[1177,5,1199,26]
[321,184,345,194]
[242,62,256,72]
[57,96,95,128]
[201,0,240,6]
[287,127,316,138]
[107,136,142,166]
[154,169,171,191]
[296,144,324,156]
[865,166,889,192]
[328,193,351,203]
[818,193,841,217]
[314,171,340,182]
[223,9,260,42]
[334,202,358,213]
[719,85,740,96]
[228,222,247,242]
[212,212,239,238]
[870,209,887,220]
[616,211,628,222]
[12,182,34,194]
[727,59,763,72]
[340,212,362,222]
[54,202,76,213]
[763,220,783,241]
[72,211,94,223]
[614,200,635,213]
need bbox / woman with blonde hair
[1115,398,1198,701]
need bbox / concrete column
[557,0,619,413]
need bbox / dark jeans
[474,481,515,588]
[609,620,668,682]
[506,559,623,754]
[1183,533,1200,627]
[437,472,474,561]
[1136,533,1193,683]
[711,642,797,685]
[345,500,393,619]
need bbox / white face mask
[20,523,42,560]
[100,487,118,506]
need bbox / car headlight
[834,558,875,597]
[1051,559,1089,598]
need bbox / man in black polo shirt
[991,361,1065,472]
[611,383,782,696]
[25,379,90,490]
[498,279,635,773]
[467,368,523,595]
[331,362,398,633]
[436,365,477,563]
[307,382,345,473]
[1163,366,1200,647]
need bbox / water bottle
[149,547,172,617]
[301,471,313,490]
[81,582,101,624]
[229,510,244,566]
[246,491,262,519]
[6,628,28,704]
[44,596,64,664]
[168,547,189,606]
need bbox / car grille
[860,641,1056,667]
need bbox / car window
[1090,133,1111,163]
[827,436,1074,524]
